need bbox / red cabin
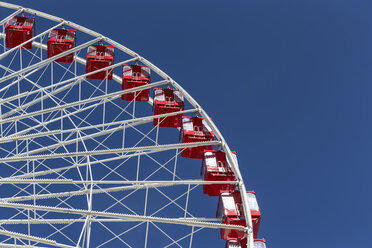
[122,64,151,102]
[201,150,236,196]
[253,239,266,248]
[226,240,243,248]
[247,191,262,239]
[5,16,35,49]
[225,238,266,248]
[153,88,184,128]
[86,45,114,80]
[217,191,261,240]
[180,116,215,159]
[47,29,76,63]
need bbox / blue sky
[1,0,372,247]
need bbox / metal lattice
[0,2,254,248]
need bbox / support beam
[0,218,221,225]
[0,202,245,231]
[0,108,197,143]
[0,229,75,248]
[0,141,221,163]
[0,178,238,186]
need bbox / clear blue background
[2,0,372,247]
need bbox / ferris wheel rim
[0,2,254,247]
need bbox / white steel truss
[0,2,254,248]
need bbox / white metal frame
[0,2,254,248]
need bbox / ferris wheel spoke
[0,141,220,163]
[2,171,213,191]
[0,180,226,207]
[0,179,236,187]
[0,202,246,231]
[0,109,196,144]
[0,244,46,248]
[0,183,169,208]
[0,228,76,248]
[2,218,160,225]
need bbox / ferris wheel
[0,2,267,248]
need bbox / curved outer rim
[0,2,254,247]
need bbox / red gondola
[180,116,215,159]
[5,16,35,49]
[217,191,261,240]
[201,150,236,196]
[153,88,184,128]
[226,240,243,248]
[86,45,114,80]
[253,239,266,248]
[122,64,151,102]
[225,238,266,248]
[47,29,76,63]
